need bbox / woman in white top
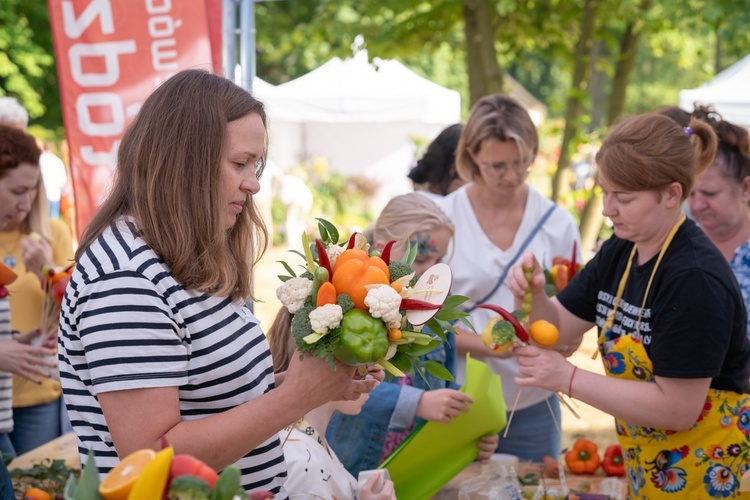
[438,94,581,462]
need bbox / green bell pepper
[334,308,389,365]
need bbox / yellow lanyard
[603,216,686,334]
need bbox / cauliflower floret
[327,244,345,267]
[309,304,344,334]
[365,285,402,330]
[276,277,313,314]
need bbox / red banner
[47,0,221,238]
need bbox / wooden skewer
[503,388,523,438]
[545,394,561,434]
[280,423,296,448]
[555,392,580,419]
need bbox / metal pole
[222,0,237,80]
[239,0,256,92]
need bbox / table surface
[434,461,624,499]
[7,434,624,499]
[8,432,80,471]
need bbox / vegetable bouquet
[276,219,473,381]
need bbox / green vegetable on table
[167,475,212,500]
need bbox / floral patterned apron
[599,217,750,498]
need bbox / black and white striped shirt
[58,217,287,495]
[0,298,12,435]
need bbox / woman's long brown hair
[76,70,268,301]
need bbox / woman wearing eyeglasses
[437,94,581,462]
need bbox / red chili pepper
[569,241,579,278]
[381,240,397,265]
[315,239,333,277]
[477,304,529,342]
[400,298,441,311]
[346,233,358,250]
[602,444,626,476]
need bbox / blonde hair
[21,179,52,240]
[266,307,295,374]
[456,94,538,182]
[596,113,717,199]
[372,193,454,243]
[76,69,268,301]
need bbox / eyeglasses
[476,160,530,178]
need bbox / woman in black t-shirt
[507,113,750,499]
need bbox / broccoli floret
[492,320,517,345]
[167,475,211,500]
[300,270,313,280]
[291,303,315,346]
[389,261,418,287]
[336,294,355,315]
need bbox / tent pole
[239,0,256,92]
[222,0,237,80]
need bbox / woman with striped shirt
[58,70,380,497]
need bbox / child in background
[326,192,498,476]
[266,308,396,500]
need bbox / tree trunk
[579,5,646,255]
[715,23,723,73]
[463,0,503,106]
[578,189,603,257]
[588,40,607,133]
[550,0,601,203]
[606,21,641,126]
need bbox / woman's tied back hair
[372,192,454,244]
[596,113,718,200]
[691,106,750,185]
[408,124,463,195]
[456,94,539,183]
[77,69,268,301]
[0,125,40,177]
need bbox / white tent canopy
[679,54,750,127]
[254,51,461,209]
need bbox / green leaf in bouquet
[423,360,455,382]
[434,309,469,322]
[458,316,477,333]
[401,239,418,266]
[388,351,414,375]
[411,361,430,387]
[278,275,293,282]
[442,295,470,310]
[288,249,306,261]
[316,218,339,245]
[74,450,102,500]
[397,338,443,357]
[277,260,297,278]
[423,318,447,342]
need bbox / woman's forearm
[568,369,709,431]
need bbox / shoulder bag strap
[463,204,557,314]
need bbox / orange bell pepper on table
[565,438,601,474]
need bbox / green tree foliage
[0,0,60,131]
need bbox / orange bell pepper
[331,249,390,309]
[565,438,600,474]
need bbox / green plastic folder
[379,355,507,500]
